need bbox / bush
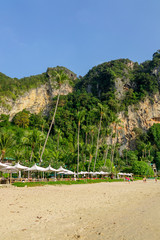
[132,161,154,177]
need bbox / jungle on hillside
[1,51,160,177]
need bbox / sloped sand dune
[0,180,160,240]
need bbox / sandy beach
[0,180,160,240]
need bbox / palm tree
[55,128,63,151]
[88,125,96,145]
[93,103,108,172]
[29,130,44,162]
[0,129,15,161]
[111,119,120,165]
[40,70,69,162]
[77,110,86,177]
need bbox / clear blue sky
[0,0,160,78]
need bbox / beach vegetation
[1,51,160,176]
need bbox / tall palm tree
[0,130,15,161]
[55,128,63,151]
[40,70,69,162]
[29,130,44,162]
[93,103,108,172]
[110,118,122,170]
[77,110,86,177]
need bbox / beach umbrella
[56,166,68,172]
[1,165,18,173]
[56,166,69,179]
[1,165,18,183]
[44,165,58,172]
[64,170,74,174]
[26,164,46,172]
[92,172,100,175]
[79,171,89,175]
[44,165,58,178]
[99,171,109,175]
[0,162,8,169]
[25,164,46,179]
[14,162,28,178]
[14,162,28,170]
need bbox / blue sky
[0,0,160,78]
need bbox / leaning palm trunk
[111,126,118,168]
[93,113,102,172]
[104,145,109,166]
[88,153,93,172]
[30,147,34,162]
[40,92,60,162]
[77,121,80,177]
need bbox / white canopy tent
[0,162,8,169]
[14,162,28,178]
[0,165,18,183]
[56,166,69,173]
[25,164,46,179]
[44,165,58,179]
[117,172,133,179]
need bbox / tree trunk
[104,145,109,166]
[40,92,60,162]
[88,154,93,172]
[30,147,34,162]
[93,114,102,172]
[77,121,80,177]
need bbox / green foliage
[0,114,10,127]
[147,124,160,150]
[13,110,30,128]
[12,178,124,187]
[0,72,48,101]
[1,51,160,174]
[132,161,154,176]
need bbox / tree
[40,70,69,162]
[0,114,10,127]
[0,129,15,160]
[76,110,86,176]
[13,111,30,128]
[93,103,108,172]
[29,130,44,162]
[132,160,154,177]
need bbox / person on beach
[155,177,157,182]
[143,177,146,182]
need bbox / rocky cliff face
[116,94,160,152]
[0,82,73,120]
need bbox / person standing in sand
[143,177,146,182]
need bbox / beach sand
[0,180,160,240]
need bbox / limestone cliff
[0,66,76,119]
[0,82,73,120]
[114,94,160,152]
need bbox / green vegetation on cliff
[1,51,160,176]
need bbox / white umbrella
[14,162,28,170]
[44,165,58,179]
[0,162,8,169]
[64,170,74,174]
[99,171,109,175]
[79,171,89,175]
[56,166,68,172]
[92,172,100,175]
[25,164,46,179]
[14,162,28,178]
[1,165,18,173]
[26,164,46,172]
[44,165,58,172]
[1,165,18,183]
[56,166,69,179]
